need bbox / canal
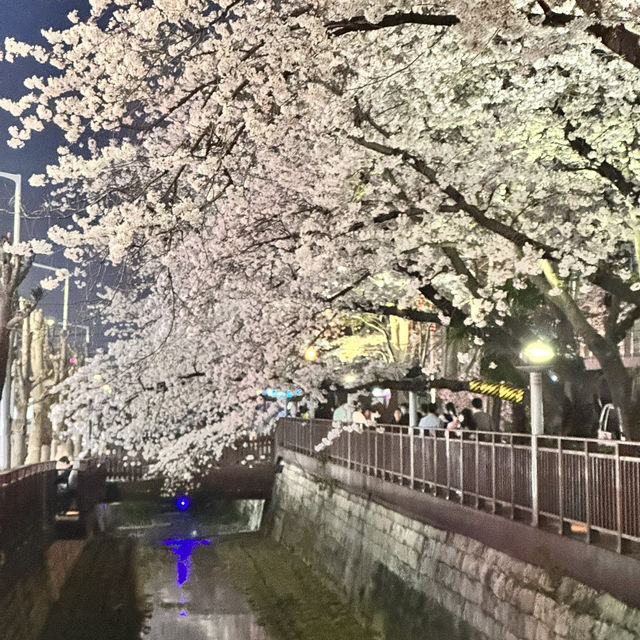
[38,499,377,640]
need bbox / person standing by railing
[352,405,376,427]
[398,403,410,425]
[470,398,493,430]
[440,402,458,428]
[459,408,477,430]
[56,455,75,513]
[418,404,441,430]
[332,400,352,423]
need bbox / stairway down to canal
[38,498,376,640]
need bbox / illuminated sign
[261,388,304,399]
[468,380,525,404]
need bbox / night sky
[0,1,106,346]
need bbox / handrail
[277,418,640,554]
[0,461,56,486]
[99,435,275,482]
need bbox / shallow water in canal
[39,498,376,640]
[40,499,272,640]
[135,518,271,639]
[124,500,270,639]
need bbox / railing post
[445,429,451,499]
[584,440,591,544]
[367,427,371,475]
[347,429,351,469]
[475,433,479,509]
[374,430,378,477]
[399,427,403,483]
[510,435,515,519]
[558,439,563,534]
[433,430,438,496]
[491,433,497,514]
[531,433,539,527]
[459,433,464,504]
[421,429,426,492]
[409,427,415,489]
[615,442,622,553]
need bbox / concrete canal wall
[268,458,640,640]
[0,539,86,640]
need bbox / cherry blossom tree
[3,0,640,477]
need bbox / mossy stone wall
[268,462,640,640]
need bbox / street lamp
[522,339,555,529]
[522,340,555,435]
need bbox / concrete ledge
[280,448,640,610]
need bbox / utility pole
[0,172,20,470]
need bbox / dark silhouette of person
[460,408,477,430]
[56,456,74,513]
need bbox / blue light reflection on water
[163,538,211,618]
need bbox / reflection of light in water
[163,538,211,617]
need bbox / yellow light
[93,374,102,382]
[343,374,356,385]
[102,384,112,394]
[304,346,318,361]
[522,341,555,365]
[46,317,55,326]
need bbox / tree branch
[351,303,439,324]
[563,120,640,202]
[353,136,556,257]
[327,12,459,37]
[329,9,640,71]
[340,375,471,393]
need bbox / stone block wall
[268,462,640,640]
[0,539,86,640]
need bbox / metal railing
[217,434,274,467]
[100,435,274,483]
[100,456,148,482]
[277,418,640,553]
[0,462,57,599]
[0,462,56,542]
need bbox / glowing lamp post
[522,340,555,436]
[522,340,554,529]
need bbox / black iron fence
[277,418,640,553]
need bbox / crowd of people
[331,397,495,431]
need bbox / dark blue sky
[0,1,106,345]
